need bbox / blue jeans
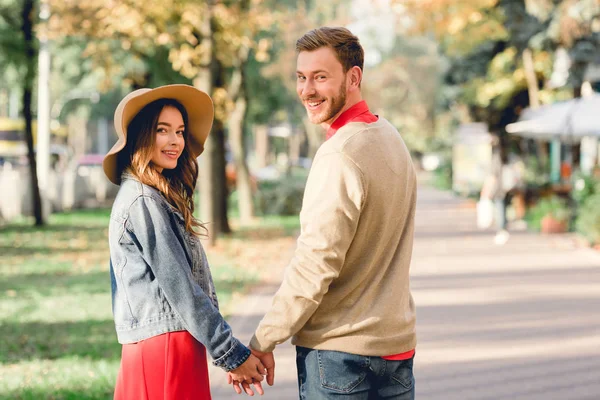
[296,346,415,399]
[494,197,507,231]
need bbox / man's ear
[349,66,362,89]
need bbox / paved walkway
[209,185,600,399]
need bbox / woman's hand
[227,354,266,396]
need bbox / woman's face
[151,106,185,173]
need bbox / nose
[299,79,316,97]
[168,131,178,145]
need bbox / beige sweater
[250,117,417,356]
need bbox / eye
[316,75,326,81]
[157,128,167,133]
[176,130,184,135]
[297,75,306,82]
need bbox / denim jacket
[107,173,250,371]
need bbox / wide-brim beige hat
[103,84,214,185]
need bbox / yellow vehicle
[0,117,68,164]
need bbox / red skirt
[114,331,212,400]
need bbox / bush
[255,168,309,216]
[525,195,572,231]
[571,173,600,208]
[432,159,452,191]
[570,173,600,244]
[575,192,600,245]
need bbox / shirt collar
[326,100,372,140]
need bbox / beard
[304,81,347,125]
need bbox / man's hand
[250,349,275,386]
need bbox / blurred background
[1,0,599,399]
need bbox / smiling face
[296,47,350,127]
[150,106,185,173]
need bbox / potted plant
[527,196,572,234]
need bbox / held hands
[251,349,275,386]
[227,349,275,395]
[227,354,267,396]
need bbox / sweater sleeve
[250,151,365,352]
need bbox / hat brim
[103,84,214,185]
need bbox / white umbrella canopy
[506,94,600,143]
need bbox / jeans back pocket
[317,350,370,393]
[389,357,414,391]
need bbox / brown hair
[117,98,205,235]
[295,27,364,73]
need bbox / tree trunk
[302,117,323,159]
[289,130,302,166]
[522,48,539,108]
[254,125,269,168]
[228,39,254,225]
[229,91,254,224]
[198,134,216,243]
[211,58,231,235]
[194,2,230,244]
[195,4,216,245]
[197,118,231,241]
[0,88,7,117]
[213,118,230,235]
[22,0,43,226]
[522,48,548,165]
[68,113,88,159]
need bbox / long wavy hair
[116,98,205,235]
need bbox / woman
[103,84,265,399]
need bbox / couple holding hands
[104,27,417,400]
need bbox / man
[235,26,418,399]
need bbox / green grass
[0,208,297,399]
[0,210,118,399]
[232,215,301,237]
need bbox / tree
[399,0,600,184]
[249,0,352,159]
[228,41,254,224]
[404,0,600,113]
[402,0,562,134]
[545,0,600,96]
[50,0,287,242]
[169,0,278,238]
[0,0,44,225]
[20,0,43,224]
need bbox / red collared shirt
[326,100,378,140]
[325,100,415,361]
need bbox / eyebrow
[296,70,329,75]
[157,122,185,129]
